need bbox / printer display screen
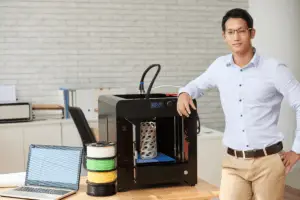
[151,102,164,109]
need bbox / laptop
[0,144,83,200]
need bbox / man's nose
[233,32,240,40]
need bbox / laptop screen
[25,145,83,191]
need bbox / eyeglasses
[225,28,252,37]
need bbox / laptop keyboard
[14,187,70,195]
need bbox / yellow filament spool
[87,171,117,184]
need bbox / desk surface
[0,177,220,200]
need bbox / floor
[285,185,300,200]
[284,167,300,200]
[286,167,300,190]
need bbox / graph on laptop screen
[25,145,82,190]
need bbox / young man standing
[177,8,300,200]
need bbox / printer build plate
[136,153,176,164]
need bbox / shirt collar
[226,47,260,68]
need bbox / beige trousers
[219,152,286,200]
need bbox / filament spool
[86,142,116,158]
[86,158,115,171]
[87,181,116,197]
[87,171,117,184]
[140,121,157,159]
[85,141,117,197]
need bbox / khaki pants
[219,152,286,200]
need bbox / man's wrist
[178,92,189,97]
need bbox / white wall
[0,0,248,131]
[248,0,300,189]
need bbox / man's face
[222,18,255,54]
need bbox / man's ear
[250,28,256,39]
[222,31,226,40]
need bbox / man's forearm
[178,64,217,99]
[178,84,198,99]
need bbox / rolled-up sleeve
[274,64,300,153]
[178,61,217,99]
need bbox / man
[177,8,300,200]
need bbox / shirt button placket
[239,68,248,148]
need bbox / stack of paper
[0,172,26,188]
[0,85,16,102]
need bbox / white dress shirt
[178,49,300,153]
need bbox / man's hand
[177,92,196,117]
[280,151,300,174]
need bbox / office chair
[68,106,97,169]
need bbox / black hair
[222,8,253,31]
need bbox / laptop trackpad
[0,190,62,200]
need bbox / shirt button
[240,114,243,117]
[242,130,245,132]
[246,145,249,147]
[239,84,242,87]
[240,69,243,72]
[239,99,242,102]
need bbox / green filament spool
[86,158,115,171]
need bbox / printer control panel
[150,99,176,109]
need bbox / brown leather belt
[227,141,283,158]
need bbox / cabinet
[0,127,24,173]
[197,127,225,187]
[0,119,98,174]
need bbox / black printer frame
[98,94,198,192]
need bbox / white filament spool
[140,121,157,159]
[86,142,116,158]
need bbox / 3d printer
[96,64,200,192]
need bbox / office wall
[0,0,248,131]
